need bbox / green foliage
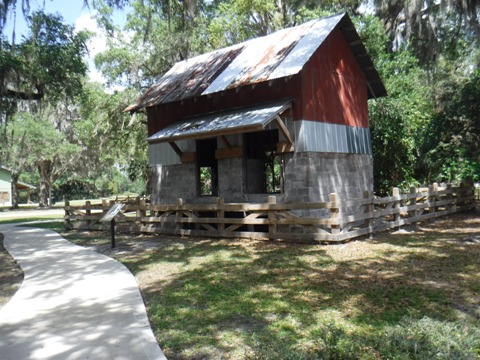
[358,16,432,194]
[419,71,480,183]
[199,166,213,195]
[0,11,89,105]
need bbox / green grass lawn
[4,212,480,359]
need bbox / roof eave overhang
[337,14,387,99]
[147,99,292,144]
[147,124,266,144]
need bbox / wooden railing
[64,183,475,243]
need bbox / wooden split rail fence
[64,183,475,243]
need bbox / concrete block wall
[150,163,197,204]
[150,152,373,211]
[284,152,373,216]
[218,157,245,202]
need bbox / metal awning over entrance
[147,99,292,144]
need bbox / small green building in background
[0,165,12,207]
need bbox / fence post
[102,198,108,214]
[363,191,373,239]
[410,186,419,229]
[64,200,71,230]
[217,197,225,231]
[446,184,452,212]
[176,198,183,231]
[85,200,91,229]
[329,193,340,237]
[428,184,436,216]
[392,187,400,230]
[136,196,147,219]
[464,178,475,209]
[268,196,277,235]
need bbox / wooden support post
[275,116,293,145]
[392,187,400,230]
[428,184,436,216]
[176,198,183,230]
[85,200,91,229]
[220,136,231,149]
[446,184,452,212]
[64,200,71,230]
[433,182,439,212]
[217,197,225,231]
[102,198,108,213]
[139,198,147,218]
[410,186,419,229]
[329,193,340,236]
[169,142,183,157]
[363,191,373,239]
[268,196,277,235]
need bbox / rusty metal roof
[147,100,291,143]
[127,13,386,113]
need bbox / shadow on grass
[48,212,480,359]
[115,235,479,358]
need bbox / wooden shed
[127,13,387,207]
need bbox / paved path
[0,209,65,220]
[0,224,167,360]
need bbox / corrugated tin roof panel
[127,13,386,112]
[126,45,243,110]
[269,15,343,79]
[147,100,291,143]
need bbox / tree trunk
[38,160,53,208]
[10,171,20,209]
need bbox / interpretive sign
[100,203,125,223]
[100,203,125,248]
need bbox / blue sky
[4,0,91,41]
[4,0,127,83]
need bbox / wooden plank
[138,226,343,242]
[275,115,293,145]
[181,152,196,163]
[217,197,225,231]
[220,135,231,149]
[215,147,244,159]
[169,142,183,157]
[268,196,277,234]
[277,142,294,153]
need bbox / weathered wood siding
[300,28,369,128]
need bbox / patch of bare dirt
[0,233,23,307]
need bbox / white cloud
[75,13,108,83]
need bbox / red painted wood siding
[147,27,369,136]
[147,77,303,136]
[300,28,368,128]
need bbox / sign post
[99,204,125,248]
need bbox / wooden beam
[215,147,244,159]
[220,135,232,149]
[275,116,293,145]
[277,141,294,153]
[180,152,196,163]
[168,142,183,157]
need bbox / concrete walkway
[0,224,167,360]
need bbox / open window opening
[245,130,284,194]
[264,151,284,194]
[197,138,218,196]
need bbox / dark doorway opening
[245,129,284,194]
[197,138,218,196]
